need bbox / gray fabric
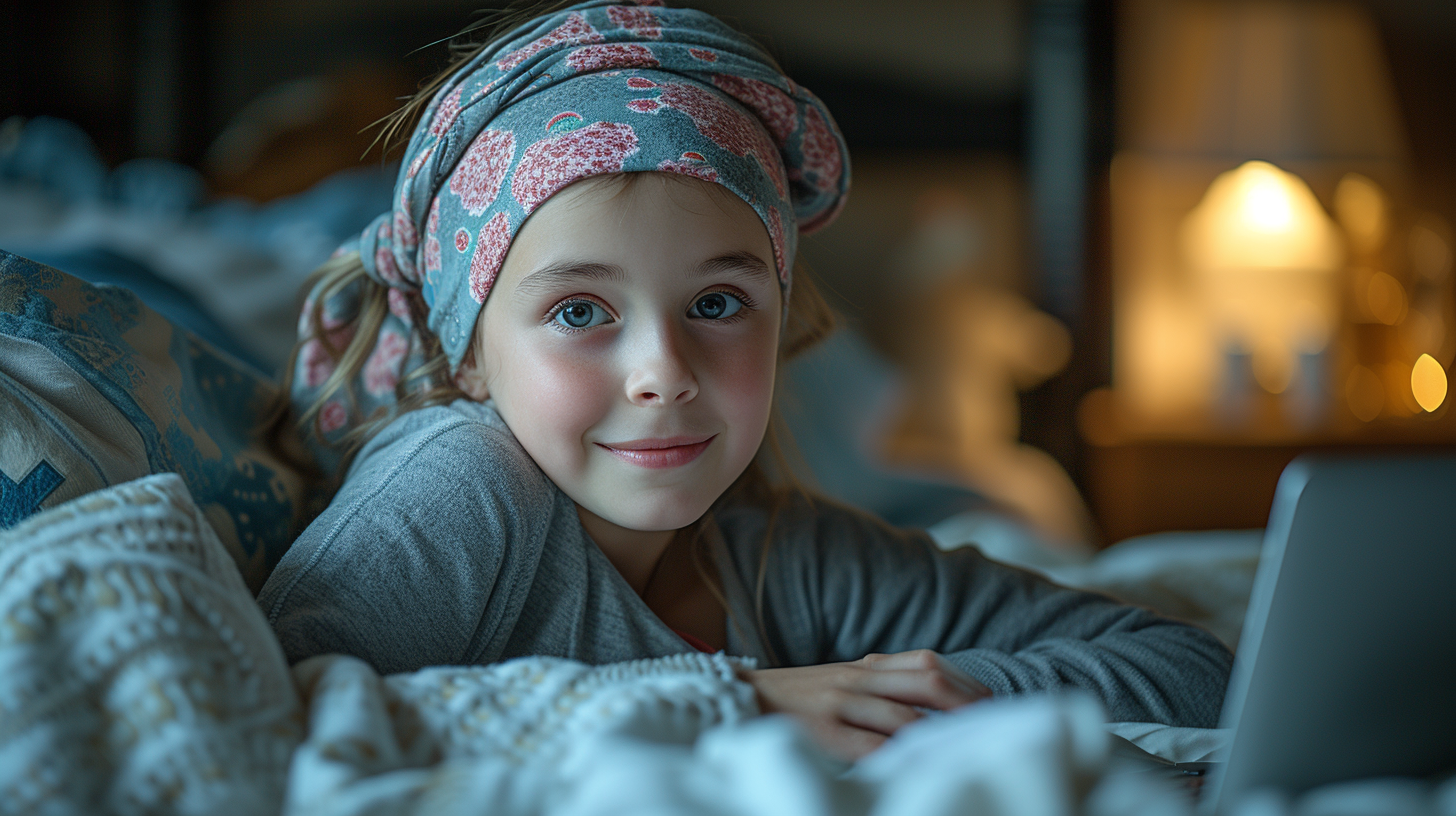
[259,400,1232,727]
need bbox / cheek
[489,336,614,465]
[706,330,778,438]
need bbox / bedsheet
[0,473,1197,816]
[4,474,1447,816]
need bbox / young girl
[259,0,1232,760]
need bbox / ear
[453,346,491,401]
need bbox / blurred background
[3,0,1454,552]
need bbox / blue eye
[689,292,744,320]
[552,299,613,330]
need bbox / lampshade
[1120,0,1407,163]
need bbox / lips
[597,434,716,469]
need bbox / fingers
[742,654,995,763]
[859,649,942,671]
[848,666,989,711]
[859,649,994,702]
[833,688,924,735]
[800,719,888,763]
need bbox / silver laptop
[1206,454,1456,812]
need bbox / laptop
[1203,453,1456,812]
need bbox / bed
[3,118,1452,816]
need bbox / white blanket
[12,474,1445,816]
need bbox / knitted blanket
[0,473,1225,816]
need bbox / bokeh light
[1411,354,1448,413]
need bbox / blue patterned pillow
[0,250,310,591]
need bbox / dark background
[4,0,1453,537]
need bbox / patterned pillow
[0,250,311,591]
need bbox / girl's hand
[740,649,992,761]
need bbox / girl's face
[456,173,781,537]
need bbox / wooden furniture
[1078,387,1456,544]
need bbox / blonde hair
[266,0,838,664]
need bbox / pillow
[0,249,312,591]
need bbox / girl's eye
[552,299,613,330]
[689,292,744,320]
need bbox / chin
[607,488,718,532]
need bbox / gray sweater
[258,400,1232,727]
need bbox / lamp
[1109,0,1436,429]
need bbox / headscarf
[295,0,850,444]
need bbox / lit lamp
[1108,0,1441,432]
[1180,161,1344,411]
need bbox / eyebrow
[695,250,773,282]
[514,251,773,299]
[515,261,625,299]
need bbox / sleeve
[256,407,553,675]
[753,496,1233,728]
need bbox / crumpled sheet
[286,653,1194,816]
[1,473,1202,816]
[24,473,1441,816]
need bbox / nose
[624,319,699,406]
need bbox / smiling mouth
[597,435,716,469]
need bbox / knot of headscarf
[294,0,850,445]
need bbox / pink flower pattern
[470,212,512,303]
[386,288,416,325]
[297,299,357,387]
[607,5,662,38]
[318,400,348,434]
[405,144,435,181]
[449,129,516,216]
[658,154,718,182]
[632,81,786,199]
[799,106,842,194]
[423,199,442,276]
[496,13,604,71]
[392,209,418,258]
[687,48,717,62]
[374,245,401,285]
[364,329,411,395]
[712,75,797,146]
[510,121,640,212]
[428,87,464,138]
[455,228,470,252]
[300,339,334,388]
[470,78,499,104]
[567,43,658,73]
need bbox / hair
[265,0,836,666]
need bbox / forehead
[500,173,775,281]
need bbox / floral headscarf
[295,0,850,443]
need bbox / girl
[260,0,1232,761]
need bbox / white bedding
[2,474,1451,816]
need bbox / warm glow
[1366,271,1408,326]
[1411,354,1447,412]
[1244,175,1294,232]
[1334,174,1390,255]
[1410,221,1452,283]
[1346,365,1384,422]
[1183,161,1345,272]
[1181,161,1343,399]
